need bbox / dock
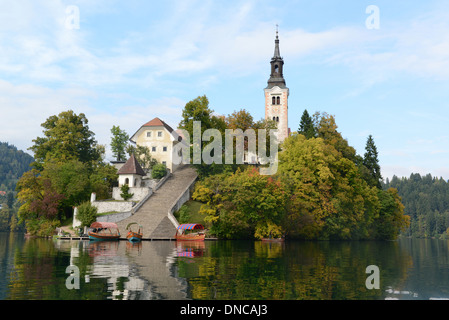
[55,236,218,241]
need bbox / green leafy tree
[42,160,90,217]
[178,95,227,178]
[374,188,409,240]
[29,110,101,169]
[16,110,116,236]
[126,145,158,171]
[278,124,407,240]
[193,168,288,239]
[0,205,11,231]
[110,125,129,162]
[89,163,119,200]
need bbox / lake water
[1,232,449,300]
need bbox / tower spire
[267,25,285,89]
[273,24,281,58]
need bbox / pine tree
[363,135,382,189]
[298,109,316,139]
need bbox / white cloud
[0,78,185,160]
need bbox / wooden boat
[88,222,120,241]
[175,223,206,241]
[126,222,143,242]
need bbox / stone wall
[92,172,171,224]
[167,173,197,228]
[92,200,135,214]
[112,186,151,202]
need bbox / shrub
[120,184,134,201]
[152,163,167,179]
[76,201,98,227]
[25,218,60,237]
[178,205,191,224]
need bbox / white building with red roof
[129,117,185,173]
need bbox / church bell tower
[264,27,289,142]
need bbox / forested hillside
[384,174,449,238]
[0,142,34,191]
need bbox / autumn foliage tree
[193,167,289,239]
[16,110,118,236]
[192,109,409,241]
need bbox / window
[152,146,156,152]
[273,117,276,121]
[272,96,275,105]
[276,96,280,105]
[163,146,167,152]
[146,131,152,138]
[158,131,162,137]
[162,161,166,166]
[276,116,279,122]
[275,65,279,73]
[125,178,129,186]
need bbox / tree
[17,110,117,236]
[298,109,316,139]
[110,125,129,162]
[29,110,101,169]
[315,112,357,162]
[76,201,97,228]
[225,109,254,131]
[16,169,65,235]
[193,168,288,239]
[42,160,90,217]
[126,145,158,171]
[374,188,409,240]
[363,135,382,189]
[278,128,405,240]
[178,95,227,178]
[179,95,225,137]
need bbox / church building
[264,28,289,142]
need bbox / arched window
[272,96,275,105]
[273,117,276,121]
[275,65,279,73]
[125,178,129,186]
[276,117,279,122]
[276,96,280,105]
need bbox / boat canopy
[177,223,204,230]
[90,222,119,229]
[126,222,142,230]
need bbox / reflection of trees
[7,237,111,300]
[178,240,413,300]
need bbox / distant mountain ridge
[0,142,34,192]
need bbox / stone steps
[116,165,198,239]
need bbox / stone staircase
[116,165,198,239]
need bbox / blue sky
[0,0,449,180]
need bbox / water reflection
[175,241,206,258]
[3,233,449,300]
